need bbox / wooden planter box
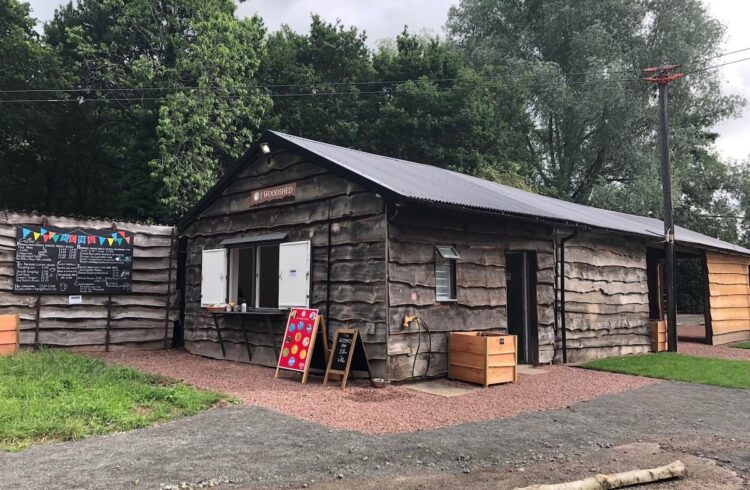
[0,314,20,356]
[448,332,517,387]
[650,320,668,352]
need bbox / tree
[258,15,374,146]
[8,0,271,221]
[259,22,534,186]
[0,0,66,213]
[447,0,744,226]
[366,30,534,186]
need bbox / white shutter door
[200,248,228,305]
[278,241,311,308]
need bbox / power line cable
[1,52,747,104]
[2,45,747,96]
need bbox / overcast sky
[24,0,750,162]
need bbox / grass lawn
[730,341,750,350]
[0,350,234,451]
[582,353,750,389]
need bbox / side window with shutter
[278,241,311,308]
[201,249,228,305]
[435,245,460,301]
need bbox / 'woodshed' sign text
[250,182,297,206]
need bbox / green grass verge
[0,350,235,451]
[582,353,750,389]
[729,341,750,350]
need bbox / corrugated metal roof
[270,131,750,256]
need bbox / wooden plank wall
[706,251,750,344]
[182,151,388,378]
[561,233,651,362]
[0,210,177,350]
[386,206,556,381]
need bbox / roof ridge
[271,130,456,171]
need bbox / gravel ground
[679,341,750,361]
[0,381,748,489]
[90,350,658,433]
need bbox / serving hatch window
[435,245,459,302]
[200,239,310,308]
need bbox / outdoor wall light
[260,142,271,154]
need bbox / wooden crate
[650,320,667,352]
[448,332,517,387]
[0,314,20,356]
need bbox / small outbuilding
[178,131,750,381]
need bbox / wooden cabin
[178,131,750,381]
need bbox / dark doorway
[506,251,539,364]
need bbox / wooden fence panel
[0,210,177,351]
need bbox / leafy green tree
[366,31,533,185]
[258,15,374,146]
[260,22,534,186]
[40,0,270,220]
[447,0,744,226]
[0,0,66,212]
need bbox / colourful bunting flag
[61,234,69,242]
[115,237,123,245]
[52,234,60,242]
[42,234,50,242]
[107,238,114,246]
[99,237,106,245]
[33,232,40,240]
[22,228,31,239]
[118,231,126,238]
[68,235,77,244]
[111,232,118,239]
[87,236,96,245]
[78,235,86,244]
[124,237,130,244]
[40,228,47,236]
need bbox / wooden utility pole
[643,65,684,353]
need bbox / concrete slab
[517,365,549,375]
[401,379,479,397]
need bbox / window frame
[226,239,283,309]
[435,245,459,302]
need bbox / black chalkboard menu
[14,225,134,295]
[330,331,355,371]
[324,328,371,388]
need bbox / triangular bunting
[22,228,31,239]
[33,232,40,240]
[107,238,114,246]
[124,237,131,244]
[52,234,60,242]
[42,234,51,242]
[115,237,123,245]
[111,232,118,239]
[99,237,106,245]
[40,228,47,236]
[118,231,126,238]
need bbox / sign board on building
[250,182,297,206]
[13,225,134,295]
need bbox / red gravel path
[679,341,750,361]
[90,350,659,434]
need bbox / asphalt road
[1,381,748,489]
